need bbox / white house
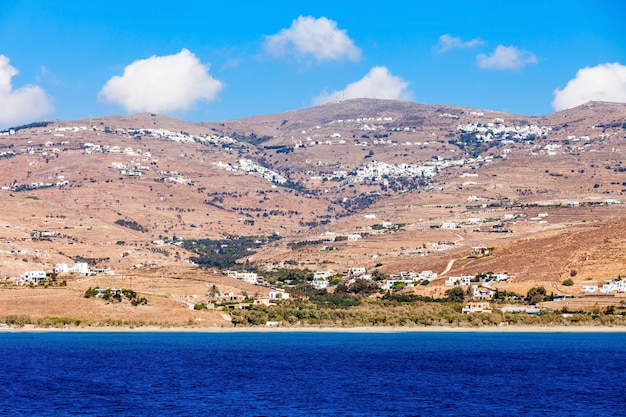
[269,290,290,300]
[347,234,361,241]
[601,280,626,293]
[441,222,458,229]
[314,270,334,280]
[473,285,494,299]
[71,262,90,275]
[581,285,598,293]
[311,279,329,290]
[19,270,47,285]
[471,247,489,256]
[54,263,70,274]
[445,275,473,286]
[601,282,618,293]
[350,267,366,275]
[227,271,260,284]
[382,279,415,291]
[418,270,437,281]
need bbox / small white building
[441,222,458,229]
[347,234,361,241]
[471,247,489,256]
[382,279,415,291]
[473,285,494,299]
[269,290,290,300]
[54,263,70,274]
[71,262,90,276]
[445,275,473,286]
[227,271,260,284]
[311,279,329,290]
[19,270,47,285]
[313,270,334,280]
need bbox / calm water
[1,331,625,416]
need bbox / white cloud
[99,49,223,113]
[435,34,484,53]
[552,63,626,111]
[312,66,412,105]
[477,45,537,70]
[265,16,361,62]
[0,55,53,127]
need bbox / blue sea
[1,331,626,416]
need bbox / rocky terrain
[1,98,626,326]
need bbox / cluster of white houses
[445,273,508,286]
[17,263,114,285]
[582,279,626,294]
[215,159,287,185]
[381,271,438,291]
[226,268,439,293]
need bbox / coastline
[3,324,626,333]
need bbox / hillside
[1,98,626,326]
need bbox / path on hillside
[440,259,456,276]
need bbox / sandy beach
[3,324,626,333]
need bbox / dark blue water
[1,331,625,416]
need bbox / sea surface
[1,331,625,416]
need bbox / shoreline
[3,324,626,333]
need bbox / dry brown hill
[1,98,625,323]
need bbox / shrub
[562,278,574,286]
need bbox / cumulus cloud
[552,63,626,111]
[312,66,411,106]
[477,45,537,70]
[0,55,53,127]
[264,16,361,62]
[99,49,223,113]
[435,34,484,53]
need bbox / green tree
[445,287,466,303]
[527,286,547,305]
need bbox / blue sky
[1,0,625,127]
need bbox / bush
[562,278,574,286]
[84,287,99,298]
